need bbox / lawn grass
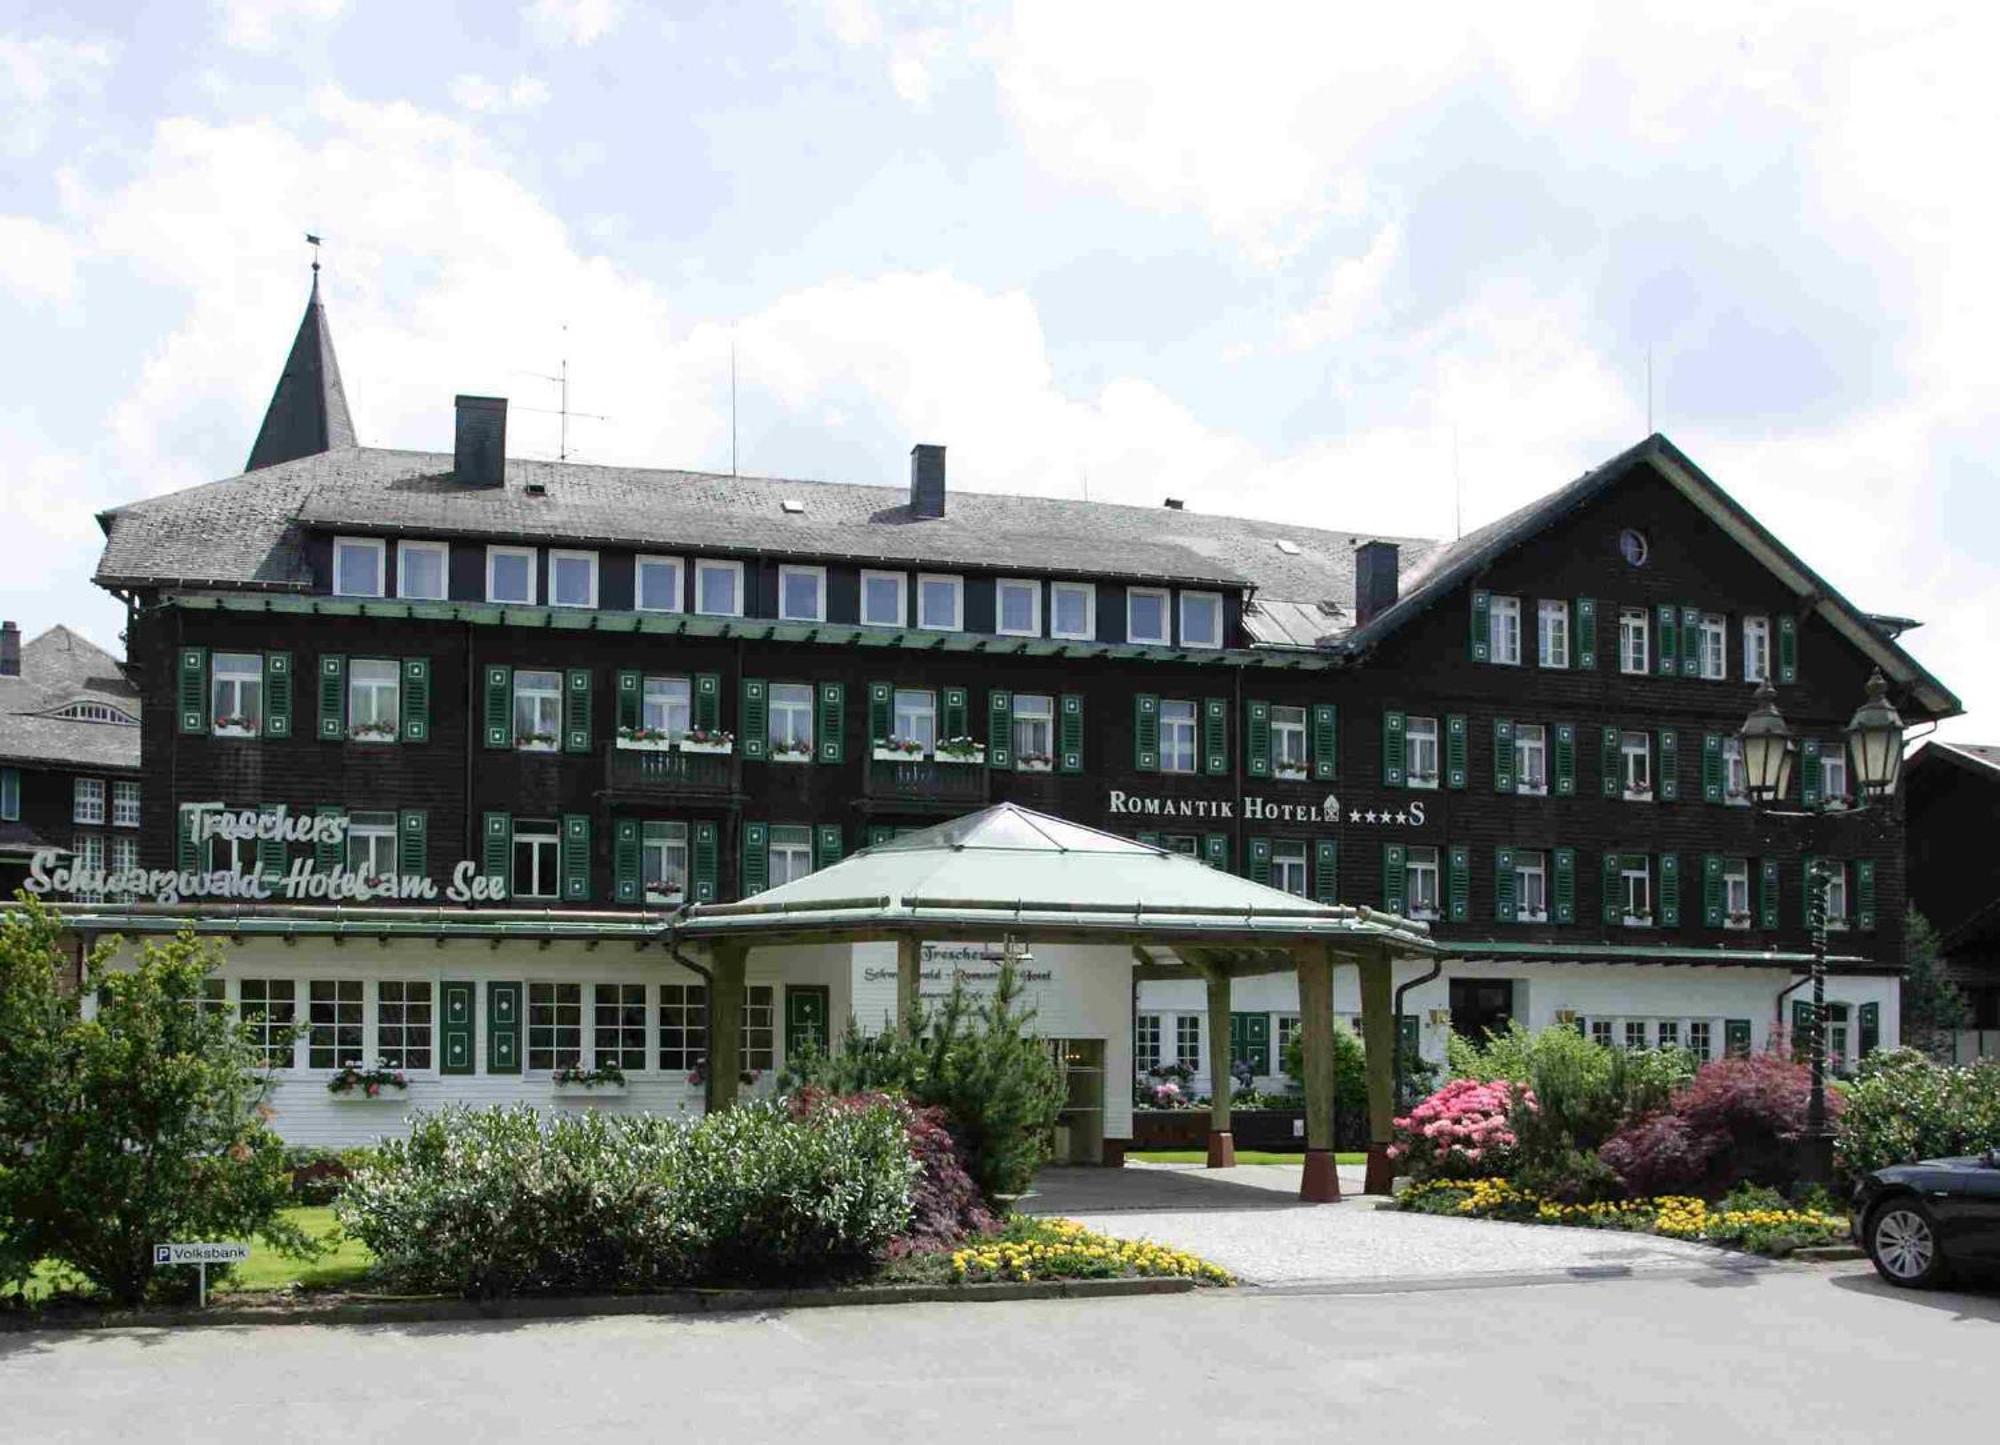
[22,1206,376,1302]
[1128,1149,1367,1166]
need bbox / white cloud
[0,215,79,301]
[0,32,115,158]
[1283,222,1401,351]
[448,73,551,114]
[213,0,347,53]
[524,0,623,47]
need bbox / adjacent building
[1903,740,2000,1052]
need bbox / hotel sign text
[1106,790,1428,828]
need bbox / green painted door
[1229,1012,1271,1076]
[786,985,831,1065]
[487,982,522,1075]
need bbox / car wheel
[1868,1200,1944,1288]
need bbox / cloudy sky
[2,1,1991,734]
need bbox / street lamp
[1737,669,1905,1185]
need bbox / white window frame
[306,979,365,1071]
[1699,613,1727,680]
[1621,730,1653,801]
[1159,698,1198,774]
[640,675,691,740]
[1688,1020,1713,1060]
[1126,587,1171,645]
[767,682,815,761]
[347,658,400,741]
[1406,716,1440,789]
[767,825,813,888]
[694,559,745,618]
[1174,1014,1202,1070]
[1179,591,1223,650]
[1619,607,1649,675]
[642,821,688,904]
[1537,600,1569,669]
[916,573,964,632]
[859,570,907,628]
[376,980,434,1072]
[72,830,105,901]
[1743,615,1770,683]
[486,545,538,605]
[346,811,398,882]
[1134,1014,1162,1072]
[1622,861,1653,926]
[1012,693,1054,770]
[892,688,936,756]
[548,549,600,609]
[239,979,297,1069]
[513,819,561,899]
[527,980,583,1072]
[1271,841,1309,898]
[1515,851,1547,922]
[1406,846,1440,920]
[395,540,449,602]
[332,535,386,598]
[658,981,707,1071]
[1515,724,1547,796]
[1821,747,1850,809]
[211,652,264,737]
[995,578,1042,638]
[1050,581,1097,641]
[635,555,685,613]
[111,780,141,828]
[1724,860,1751,929]
[1824,861,1850,929]
[513,670,563,752]
[1271,705,1308,779]
[778,564,827,623]
[73,777,105,825]
[1489,595,1521,665]
[1624,1020,1649,1052]
[1723,736,1749,805]
[593,982,648,1073]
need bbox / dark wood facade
[1905,743,2000,1024]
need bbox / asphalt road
[5,1263,1993,1443]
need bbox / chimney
[0,621,17,677]
[1354,541,1400,626]
[909,443,946,519]
[454,395,508,488]
[1163,498,1185,511]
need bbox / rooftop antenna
[1646,346,1654,435]
[1452,425,1462,541]
[731,331,738,478]
[518,324,608,464]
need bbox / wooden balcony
[862,755,992,813]
[604,744,739,801]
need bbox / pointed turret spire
[244,245,357,471]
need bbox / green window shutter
[561,815,590,900]
[818,682,845,764]
[868,681,893,745]
[1680,605,1701,677]
[1203,833,1231,871]
[942,686,969,743]
[482,812,511,898]
[741,821,769,897]
[1313,838,1338,904]
[1492,718,1516,793]
[1703,855,1724,927]
[1445,715,1469,789]
[1759,858,1781,929]
[986,689,1012,769]
[1602,852,1622,925]
[440,981,475,1075]
[1382,710,1406,786]
[563,670,593,753]
[1202,697,1228,775]
[1655,603,1678,676]
[1659,853,1681,927]
[256,804,286,885]
[313,806,344,870]
[1601,726,1621,798]
[1311,704,1338,781]
[264,652,292,738]
[1857,859,1877,930]
[1495,846,1517,923]
[177,647,208,733]
[1553,847,1576,924]
[1792,999,1812,1060]
[1777,614,1798,684]
[740,678,769,761]
[866,825,897,849]
[1658,729,1679,801]
[1575,598,1597,669]
[691,821,718,902]
[401,657,430,743]
[1398,1014,1420,1059]
[1859,1001,1880,1056]
[1800,737,1822,808]
[1382,843,1407,914]
[1470,589,1492,662]
[613,818,641,904]
[814,824,843,872]
[1247,836,1272,887]
[1725,1018,1753,1058]
[176,806,199,872]
[617,670,642,732]
[1245,699,1271,778]
[487,982,522,1075]
[1134,694,1160,771]
[1447,844,1471,922]
[1553,723,1576,796]
[1058,694,1085,773]
[1702,734,1724,803]
[318,654,348,740]
[693,673,721,732]
[483,664,511,748]
[1230,1013,1271,1076]
[398,810,426,878]
[1136,831,1163,850]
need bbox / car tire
[1868,1199,1945,1288]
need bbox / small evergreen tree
[1900,910,1969,1061]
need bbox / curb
[1790,1245,1866,1263]
[2,1274,1196,1334]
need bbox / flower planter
[616,735,674,751]
[1274,766,1309,782]
[935,748,986,766]
[516,737,558,753]
[212,723,259,739]
[678,739,733,756]
[770,748,814,764]
[553,1080,628,1096]
[645,890,686,907]
[329,1088,408,1103]
[1016,758,1053,774]
[873,746,925,763]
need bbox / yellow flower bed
[1402,1178,1846,1255]
[949,1217,1234,1286]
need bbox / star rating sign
[1349,808,1363,823]
[1395,810,1409,825]
[1364,810,1379,824]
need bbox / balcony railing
[863,756,991,811]
[605,744,739,800]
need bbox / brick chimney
[0,621,18,677]
[1354,541,1400,626]
[454,395,508,488]
[909,443,946,519]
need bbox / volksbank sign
[1106,789,1429,828]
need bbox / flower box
[678,731,733,755]
[1624,785,1654,800]
[616,728,674,750]
[552,1079,628,1096]
[873,739,926,762]
[516,731,558,751]
[645,887,686,907]
[212,718,259,739]
[1623,911,1655,926]
[347,721,399,743]
[934,739,986,765]
[1274,764,1309,781]
[551,1063,627,1092]
[1016,755,1053,773]
[330,1086,408,1102]
[770,742,815,763]
[327,1064,410,1099]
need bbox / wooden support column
[1296,943,1339,1202]
[1202,959,1235,1168]
[1358,952,1397,1195]
[895,935,921,1032]
[705,943,746,1114]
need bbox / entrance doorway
[785,985,830,1065]
[1048,1038,1105,1164]
[1450,979,1515,1042]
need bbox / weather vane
[306,232,321,275]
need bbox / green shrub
[1835,1049,2000,1180]
[284,1147,382,1205]
[0,901,314,1303]
[1452,1023,1693,1164]
[1280,1022,1368,1123]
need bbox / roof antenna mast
[731,330,738,478]
[1646,345,1654,435]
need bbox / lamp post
[1737,670,1905,1184]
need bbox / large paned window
[1743,616,1771,683]
[1822,748,1850,807]
[996,579,1041,637]
[1012,694,1054,769]
[1180,592,1222,649]
[487,546,536,604]
[512,818,561,899]
[1489,595,1521,665]
[1619,608,1649,675]
[1516,851,1548,921]
[348,658,400,740]
[346,811,397,881]
[112,781,141,827]
[768,826,813,888]
[550,550,599,608]
[1406,716,1440,788]
[643,676,691,739]
[333,536,385,598]
[1699,614,1727,679]
[917,574,963,631]
[397,540,448,601]
[594,983,648,1071]
[377,981,433,1070]
[1050,582,1095,640]
[1622,860,1653,925]
[108,834,138,897]
[1723,737,1748,804]
[1824,861,1850,928]
[73,777,105,824]
[1159,699,1198,773]
[239,979,296,1068]
[1126,588,1169,645]
[695,559,744,617]
[514,669,562,751]
[1134,1014,1161,1071]
[860,570,906,627]
[779,565,826,622]
[1657,1020,1680,1050]
[1271,841,1308,897]
[893,689,936,755]
[1537,600,1569,668]
[1515,724,1547,795]
[642,821,688,903]
[308,980,365,1069]
[659,983,706,1072]
[1688,1021,1712,1060]
[72,832,104,903]
[1625,1021,1649,1051]
[528,982,583,1071]
[1406,846,1440,920]
[768,683,814,760]
[1174,1015,1202,1069]
[1621,731,1653,800]
[1272,705,1308,778]
[743,985,776,1072]
[1724,860,1751,928]
[636,555,684,612]
[211,652,264,736]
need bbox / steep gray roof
[244,273,356,472]
[97,444,1442,608]
[0,625,142,772]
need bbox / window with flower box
[659,983,707,1072]
[643,821,688,904]
[594,983,647,1072]
[1621,731,1653,800]
[239,979,296,1068]
[1406,716,1439,788]
[767,683,814,761]
[1012,693,1054,770]
[528,982,583,1071]
[376,981,432,1071]
[513,670,562,752]
[1621,859,1653,926]
[347,658,400,742]
[636,675,691,744]
[211,653,265,736]
[1515,724,1547,796]
[892,689,936,756]
[1514,850,1548,922]
[1406,846,1440,920]
[308,980,365,1069]
[743,985,776,1072]
[1724,859,1751,929]
[1272,706,1308,778]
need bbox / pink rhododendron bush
[1389,1077,1534,1182]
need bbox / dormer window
[1051,582,1095,640]
[333,537,385,598]
[1180,592,1222,649]
[917,574,963,631]
[549,550,598,609]
[696,559,744,617]
[1127,588,1170,645]
[996,579,1041,637]
[779,565,826,622]
[860,570,906,627]
[397,540,448,601]
[487,546,537,604]
[636,555,684,613]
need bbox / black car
[1853,1149,2000,1287]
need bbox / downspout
[668,922,717,1108]
[463,620,477,879]
[1392,959,1444,1110]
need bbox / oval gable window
[1619,529,1649,567]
